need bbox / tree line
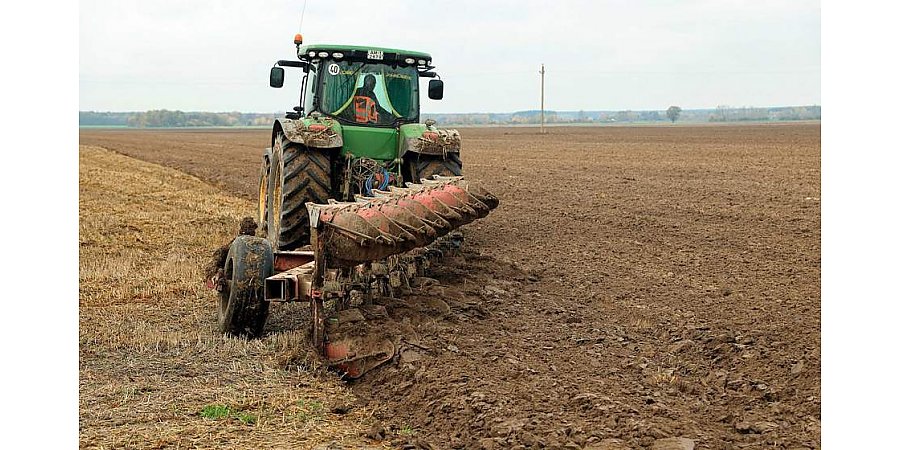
[80,105,822,128]
[80,110,276,128]
[423,105,820,125]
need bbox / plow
[205,35,498,378]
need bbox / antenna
[298,0,308,32]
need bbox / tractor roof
[297,44,432,63]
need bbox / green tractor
[261,35,463,251]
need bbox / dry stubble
[79,146,372,449]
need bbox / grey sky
[79,0,820,113]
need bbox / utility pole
[540,64,545,134]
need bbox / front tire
[218,236,273,337]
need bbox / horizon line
[80,104,822,115]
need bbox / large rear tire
[218,236,273,337]
[266,133,332,250]
[406,153,462,182]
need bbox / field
[80,123,821,449]
[79,147,373,448]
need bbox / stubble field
[80,123,820,449]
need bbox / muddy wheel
[218,235,273,337]
[266,133,332,250]
[406,153,462,182]
[256,154,270,236]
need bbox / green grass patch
[295,399,325,423]
[200,404,232,420]
[236,412,257,425]
[200,404,256,425]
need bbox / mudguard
[272,117,344,149]
[399,123,461,157]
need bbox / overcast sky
[79,0,820,113]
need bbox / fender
[272,117,344,149]
[399,123,461,158]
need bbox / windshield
[319,60,419,126]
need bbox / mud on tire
[406,153,463,182]
[257,153,271,235]
[218,235,273,337]
[265,133,332,250]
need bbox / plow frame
[261,228,436,354]
[251,175,498,375]
[262,241,330,351]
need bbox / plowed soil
[81,123,821,449]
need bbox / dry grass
[79,146,374,449]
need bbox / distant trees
[666,106,682,123]
[79,106,823,128]
[710,105,731,122]
[639,110,662,121]
[614,110,639,122]
[769,105,821,121]
[79,111,130,126]
[709,106,773,122]
[115,110,275,128]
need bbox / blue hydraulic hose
[379,168,390,190]
[364,168,392,196]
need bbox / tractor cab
[318,60,418,127]
[270,41,443,126]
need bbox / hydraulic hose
[364,168,391,196]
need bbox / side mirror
[428,79,444,100]
[270,67,285,88]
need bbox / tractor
[261,35,464,251]
[207,35,497,378]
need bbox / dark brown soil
[81,123,821,449]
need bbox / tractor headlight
[404,57,415,64]
[418,59,426,65]
[318,51,329,58]
[308,51,316,57]
[333,52,344,59]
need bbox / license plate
[367,50,384,60]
